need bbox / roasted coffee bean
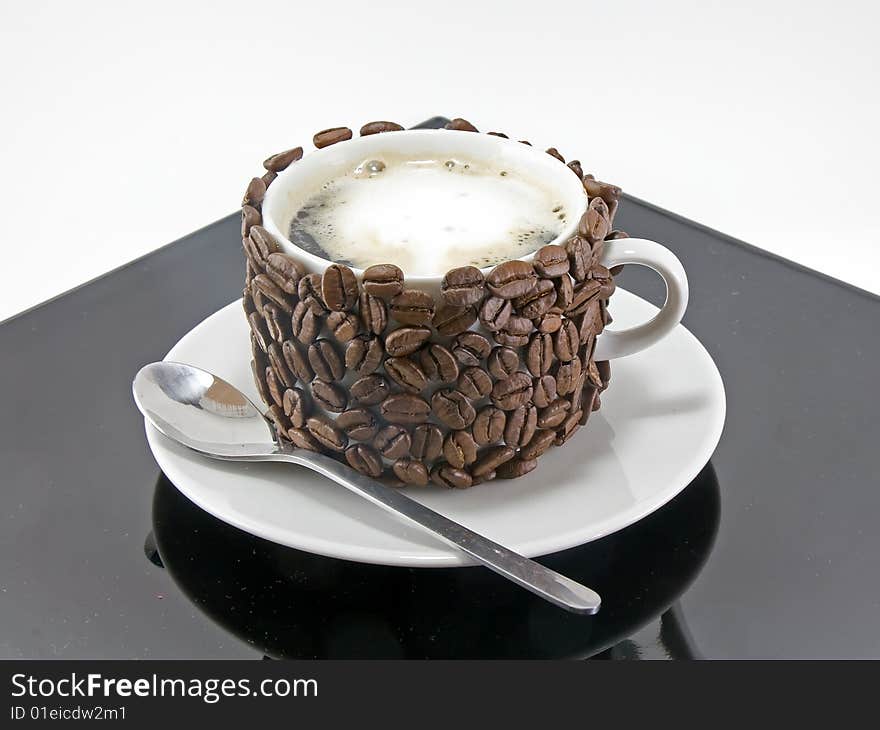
[248,226,278,261]
[471,470,496,486]
[350,374,390,405]
[363,264,404,300]
[456,366,492,399]
[575,299,603,342]
[520,429,556,460]
[263,146,303,172]
[345,336,384,375]
[504,404,537,447]
[359,291,387,335]
[261,170,277,188]
[487,347,519,380]
[288,427,321,452]
[253,274,292,314]
[486,260,537,299]
[263,304,291,341]
[502,314,533,336]
[472,445,515,477]
[514,278,556,319]
[533,244,570,278]
[242,176,266,207]
[555,410,583,445]
[392,458,429,486]
[385,326,432,357]
[308,339,344,381]
[282,387,310,428]
[569,369,589,412]
[473,406,506,445]
[579,196,611,243]
[596,360,611,388]
[241,204,261,237]
[494,330,530,348]
[441,266,485,306]
[311,379,348,413]
[282,340,313,382]
[243,237,265,271]
[565,236,590,282]
[322,264,359,311]
[566,279,602,315]
[583,177,622,222]
[443,430,478,468]
[360,120,404,135]
[419,343,459,383]
[390,289,435,326]
[385,356,428,393]
[268,342,295,388]
[267,404,290,436]
[431,462,473,489]
[587,359,604,389]
[373,425,412,459]
[555,277,573,312]
[431,389,476,429]
[479,296,513,331]
[336,408,380,441]
[554,318,579,361]
[327,310,361,342]
[298,273,327,315]
[313,126,352,148]
[538,398,571,428]
[545,147,565,163]
[497,457,538,479]
[433,303,477,336]
[538,310,563,334]
[307,416,347,451]
[380,393,431,424]
[451,332,491,366]
[487,131,509,138]
[567,160,584,179]
[555,358,582,397]
[345,443,383,477]
[491,372,533,410]
[265,366,285,408]
[532,374,558,408]
[588,240,606,270]
[243,290,256,317]
[410,423,443,461]
[248,311,271,352]
[291,301,319,344]
[525,332,555,377]
[605,229,629,241]
[593,266,616,299]
[445,117,478,132]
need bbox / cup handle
[592,238,689,361]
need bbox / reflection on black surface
[150,464,720,659]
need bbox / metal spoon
[132,361,601,614]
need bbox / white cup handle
[592,238,689,361]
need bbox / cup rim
[261,128,587,285]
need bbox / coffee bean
[473,406,506,445]
[344,443,383,477]
[575,299,603,341]
[567,160,584,179]
[567,279,602,315]
[431,462,473,489]
[554,318,579,361]
[579,196,611,244]
[487,347,519,380]
[313,126,352,148]
[248,311,271,352]
[533,244,570,278]
[502,315,533,336]
[306,416,347,452]
[345,336,384,375]
[532,374,558,408]
[410,424,443,461]
[486,260,537,299]
[588,240,606,270]
[291,301,319,344]
[242,176,266,207]
[565,237,590,282]
[419,344,459,383]
[443,430,478,468]
[586,359,604,389]
[282,340,313,382]
[514,278,556,319]
[555,410,583,445]
[311,379,347,413]
[431,389,476,429]
[322,264,358,311]
[441,266,485,306]
[282,387,310,428]
[491,372,533,410]
[538,310,563,334]
[350,374,390,405]
[452,332,491,366]
[359,291,387,335]
[494,331,530,348]
[263,146,303,172]
[327,310,361,342]
[525,332,555,377]
[263,303,291,342]
[472,445,515,477]
[445,117,478,132]
[456,366,493,399]
[583,177,622,222]
[265,366,284,408]
[479,296,513,331]
[555,358,582,397]
[487,131,509,138]
[385,326,432,357]
[390,289,435,326]
[504,404,537,447]
[606,229,629,241]
[392,458,429,486]
[380,393,431,424]
[251,350,271,403]
[496,457,538,479]
[268,342,295,388]
[267,403,290,436]
[288,427,321,452]
[241,205,261,238]
[336,408,380,441]
[554,276,573,311]
[298,273,328,315]
[538,398,571,428]
[520,429,556,460]
[593,266,616,299]
[596,360,611,388]
[471,471,496,486]
[545,147,565,163]
[569,370,589,412]
[264,253,303,296]
[385,356,428,393]
[261,170,277,188]
[360,120,405,136]
[433,303,477,336]
[253,274,292,314]
[363,264,404,300]
[373,424,412,459]
[308,339,344,381]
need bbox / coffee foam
[287,155,568,275]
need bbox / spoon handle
[280,449,601,615]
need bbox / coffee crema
[287,156,568,275]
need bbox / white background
[1,0,878,321]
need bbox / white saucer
[144,290,725,567]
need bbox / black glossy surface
[1,118,879,658]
